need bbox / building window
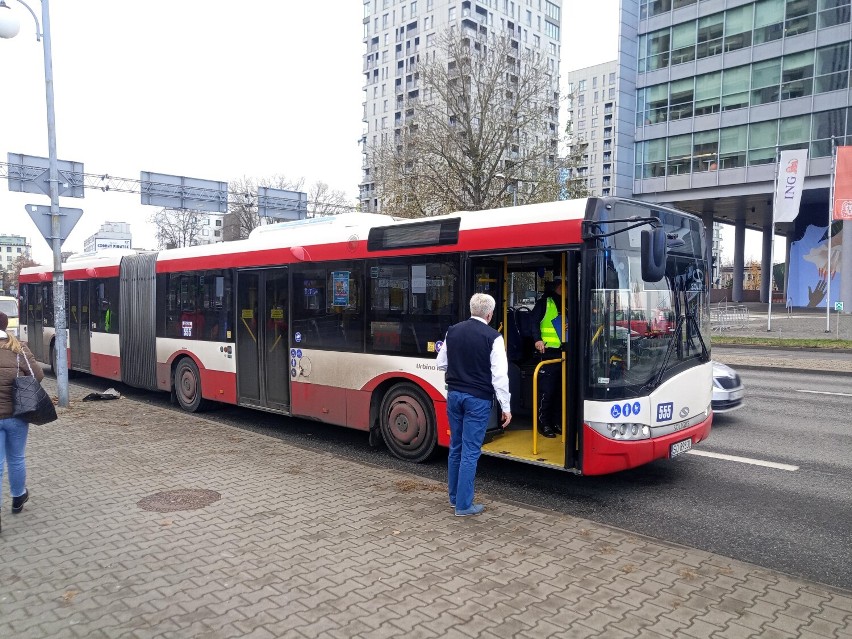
[669,77,694,120]
[754,0,785,44]
[722,66,750,111]
[724,4,754,52]
[747,120,778,165]
[544,21,559,40]
[671,22,696,65]
[815,42,850,92]
[751,58,782,105]
[781,51,815,99]
[692,130,719,172]
[640,138,667,178]
[667,134,692,175]
[818,0,852,28]
[811,108,848,156]
[779,114,811,151]
[696,13,724,59]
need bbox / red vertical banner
[834,145,852,220]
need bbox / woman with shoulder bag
[0,311,44,533]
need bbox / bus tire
[379,382,437,463]
[174,357,209,413]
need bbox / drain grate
[137,489,221,513]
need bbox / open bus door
[468,251,581,471]
[236,268,290,412]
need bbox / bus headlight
[587,421,651,441]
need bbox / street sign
[140,171,228,213]
[836,301,844,312]
[25,204,83,244]
[257,187,308,219]
[7,153,85,198]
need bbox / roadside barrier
[711,301,750,331]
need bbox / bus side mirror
[641,228,667,282]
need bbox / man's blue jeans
[0,416,29,510]
[447,391,491,511]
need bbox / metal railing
[711,300,750,331]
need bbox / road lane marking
[795,389,852,398]
[686,450,799,471]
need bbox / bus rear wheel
[174,357,209,413]
[379,383,436,463]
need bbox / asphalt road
[64,366,852,591]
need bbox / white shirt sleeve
[490,336,511,413]
[436,333,448,371]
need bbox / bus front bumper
[581,414,713,476]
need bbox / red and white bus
[20,197,713,475]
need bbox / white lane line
[686,449,799,471]
[795,389,852,398]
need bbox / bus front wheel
[379,383,436,463]
[174,357,209,413]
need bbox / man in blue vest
[530,277,565,439]
[436,293,511,517]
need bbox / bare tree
[370,30,561,217]
[561,88,591,200]
[561,138,590,200]
[308,181,355,217]
[149,208,206,249]
[7,256,40,293]
[224,175,306,241]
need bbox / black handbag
[485,396,503,433]
[13,352,58,426]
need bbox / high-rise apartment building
[566,61,619,196]
[360,0,563,212]
[617,0,852,306]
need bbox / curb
[720,363,852,377]
[711,343,852,354]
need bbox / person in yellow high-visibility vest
[530,277,565,438]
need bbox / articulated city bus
[19,197,712,475]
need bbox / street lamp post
[0,0,69,407]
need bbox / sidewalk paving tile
[0,377,850,638]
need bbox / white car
[712,361,744,413]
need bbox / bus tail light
[587,421,651,441]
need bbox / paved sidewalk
[1,379,851,639]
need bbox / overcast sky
[2,0,761,266]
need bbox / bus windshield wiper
[643,310,709,393]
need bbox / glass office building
[617,0,852,306]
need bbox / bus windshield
[587,205,709,400]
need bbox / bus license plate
[670,439,692,458]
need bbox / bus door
[29,284,46,362]
[68,281,91,371]
[236,268,290,412]
[469,252,581,471]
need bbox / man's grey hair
[469,293,496,318]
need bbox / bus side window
[92,279,120,333]
[368,257,460,356]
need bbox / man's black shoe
[12,489,29,514]
[538,426,557,438]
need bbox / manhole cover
[137,489,221,513]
